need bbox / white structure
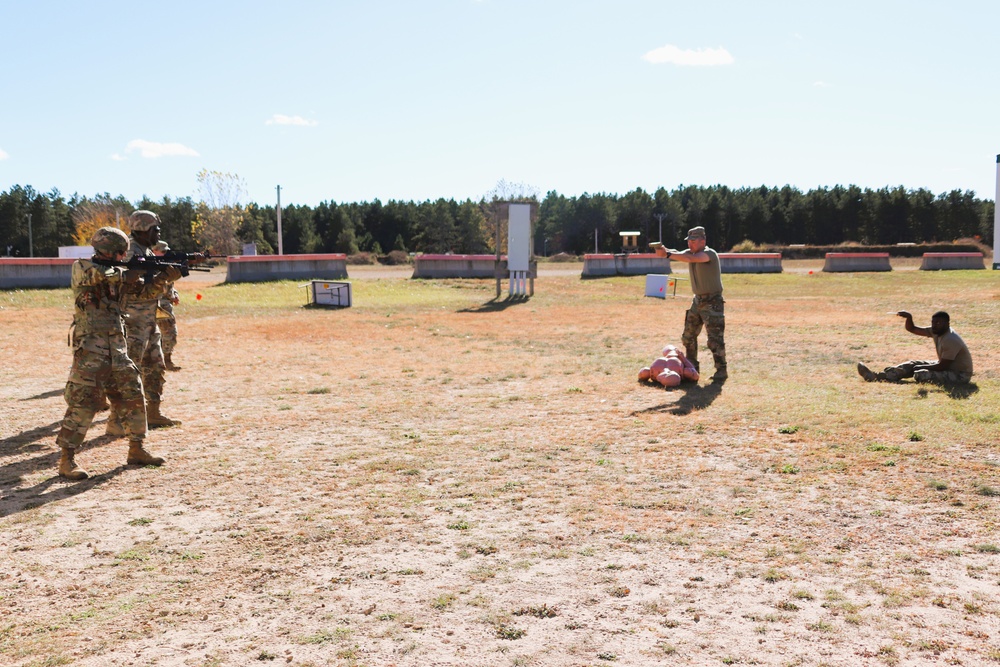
[58,245,94,258]
[644,274,668,298]
[994,155,1000,270]
[306,280,352,307]
[507,203,532,296]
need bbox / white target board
[644,274,668,299]
[508,203,531,272]
[310,281,352,307]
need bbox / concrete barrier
[412,254,500,278]
[582,253,672,277]
[823,252,891,272]
[718,253,782,273]
[225,254,348,283]
[919,252,985,270]
[0,258,76,288]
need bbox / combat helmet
[90,226,130,256]
[128,209,161,232]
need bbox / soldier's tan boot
[58,448,90,480]
[127,440,165,466]
[147,402,182,428]
[164,354,181,372]
[106,413,126,437]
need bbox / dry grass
[1,262,999,666]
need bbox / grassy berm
[1,262,999,666]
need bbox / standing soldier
[107,210,184,434]
[654,226,728,382]
[55,227,166,479]
[152,240,181,371]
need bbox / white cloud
[266,114,318,127]
[642,45,734,66]
[110,153,126,161]
[0,147,8,160]
[125,139,200,159]
[813,81,832,88]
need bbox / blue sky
[1,0,998,207]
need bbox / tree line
[0,183,993,258]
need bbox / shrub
[345,252,378,265]
[729,239,767,253]
[379,250,411,265]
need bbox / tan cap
[685,226,706,240]
[128,210,161,232]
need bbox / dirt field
[2,261,999,666]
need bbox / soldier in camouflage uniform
[653,226,727,382]
[153,240,181,371]
[858,311,973,384]
[55,227,167,480]
[106,210,185,434]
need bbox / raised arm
[653,246,709,263]
[897,311,932,338]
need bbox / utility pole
[276,185,284,256]
[27,213,33,257]
[654,213,666,244]
[994,155,1000,270]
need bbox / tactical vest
[71,259,128,338]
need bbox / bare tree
[192,169,247,255]
[481,179,540,255]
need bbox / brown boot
[147,402,182,428]
[58,448,90,480]
[164,355,181,372]
[106,413,125,437]
[127,440,165,466]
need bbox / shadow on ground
[937,382,979,400]
[632,378,726,416]
[20,389,63,401]
[0,419,127,518]
[458,295,531,313]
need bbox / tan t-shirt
[934,329,973,375]
[688,247,724,296]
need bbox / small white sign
[645,274,668,299]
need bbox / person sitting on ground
[857,310,973,385]
[639,344,700,387]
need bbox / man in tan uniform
[152,240,181,371]
[654,226,727,382]
[55,227,166,479]
[107,210,184,434]
[858,311,973,384]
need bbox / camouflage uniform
[682,292,726,371]
[880,360,972,384]
[56,259,147,451]
[679,240,726,379]
[157,286,178,359]
[120,237,170,413]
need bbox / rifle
[160,250,215,270]
[91,253,211,280]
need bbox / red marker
[196,293,203,300]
